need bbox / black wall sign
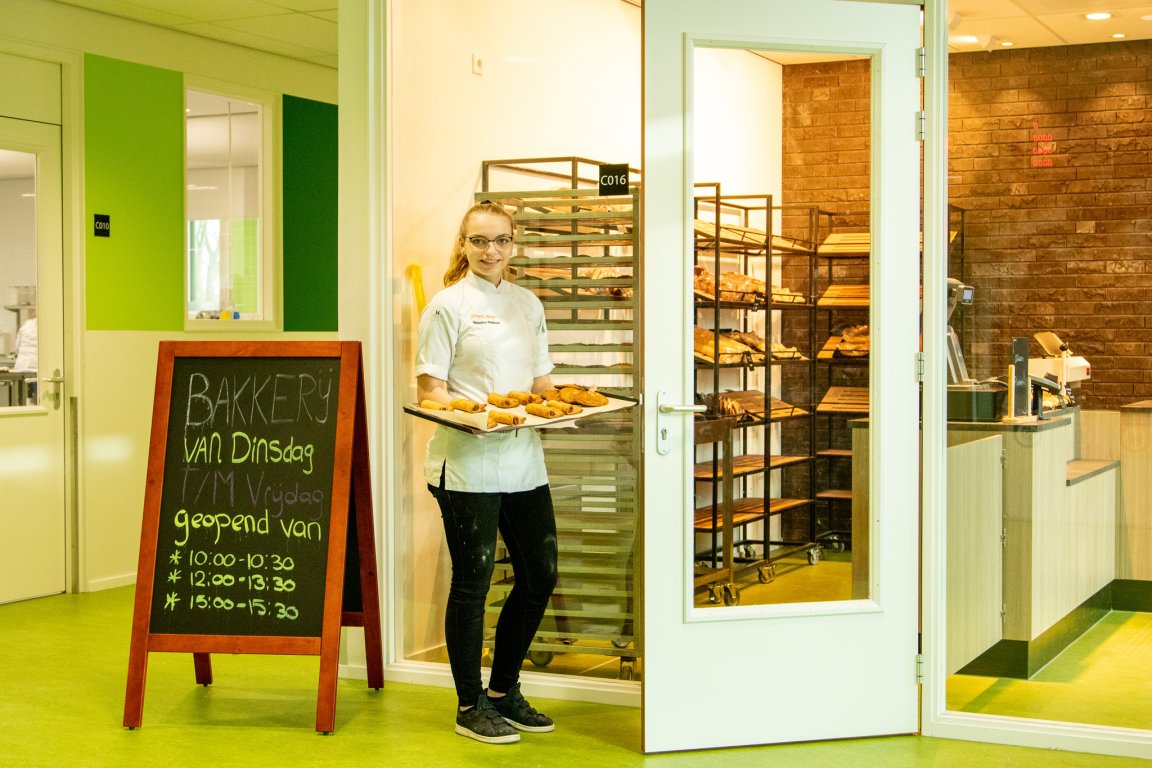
[598,163,629,195]
[94,214,110,237]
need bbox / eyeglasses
[467,235,514,250]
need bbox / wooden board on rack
[817,284,870,308]
[693,219,812,254]
[817,386,870,413]
[818,336,870,360]
[693,453,765,481]
[704,390,808,421]
[816,230,957,258]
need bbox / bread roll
[420,399,451,411]
[559,387,609,407]
[547,399,582,415]
[449,398,486,413]
[541,388,562,401]
[487,410,526,428]
[526,403,565,419]
[487,393,520,408]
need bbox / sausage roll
[547,400,582,416]
[420,399,451,411]
[449,398,487,413]
[507,390,543,405]
[487,410,527,429]
[487,393,521,408]
[525,403,565,419]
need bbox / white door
[0,111,67,604]
[642,0,923,752]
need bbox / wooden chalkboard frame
[123,341,383,733]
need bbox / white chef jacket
[416,270,554,493]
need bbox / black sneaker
[488,684,555,732]
[455,693,520,744]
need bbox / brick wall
[780,42,1152,412]
[949,42,1152,411]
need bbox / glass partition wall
[941,43,1152,735]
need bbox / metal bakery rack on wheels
[479,157,641,680]
[811,205,964,554]
[691,183,824,606]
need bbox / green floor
[1,586,1146,768]
[948,610,1152,730]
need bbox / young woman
[415,201,558,744]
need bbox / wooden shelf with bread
[479,157,641,678]
[690,184,826,604]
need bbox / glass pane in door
[0,148,38,407]
[690,47,873,608]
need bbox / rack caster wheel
[527,650,554,667]
[722,583,740,606]
[758,564,776,584]
[707,585,720,604]
[807,547,823,565]
[619,660,636,681]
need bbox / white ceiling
[948,0,1152,50]
[46,0,1152,65]
[51,0,339,68]
[3,1,1145,179]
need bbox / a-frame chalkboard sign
[123,341,383,733]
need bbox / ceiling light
[952,35,979,44]
[1113,33,1127,38]
[1000,41,1014,46]
[1085,12,1112,21]
[1142,14,1152,21]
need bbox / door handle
[656,390,705,455]
[40,368,64,409]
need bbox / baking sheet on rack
[404,394,637,435]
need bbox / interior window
[185,89,268,322]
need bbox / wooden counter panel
[1120,408,1152,580]
[946,436,1003,675]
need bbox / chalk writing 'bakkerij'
[183,370,335,430]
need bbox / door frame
[0,41,82,595]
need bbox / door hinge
[1001,527,1007,547]
[915,653,924,684]
[916,351,926,382]
[917,47,927,78]
[916,110,927,142]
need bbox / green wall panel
[84,54,184,330]
[282,95,338,332]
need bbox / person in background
[415,200,558,745]
[12,315,37,372]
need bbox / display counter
[854,408,1122,678]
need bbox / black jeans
[430,482,558,708]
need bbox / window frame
[183,77,281,332]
